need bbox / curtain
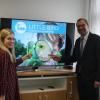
[89,0,100,36]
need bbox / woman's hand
[22,53,32,61]
[0,96,5,100]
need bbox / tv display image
[0,18,75,70]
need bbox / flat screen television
[0,18,75,70]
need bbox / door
[43,90,67,100]
[20,92,42,100]
[67,76,79,100]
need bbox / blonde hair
[0,28,16,62]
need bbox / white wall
[0,0,89,23]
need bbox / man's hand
[94,81,100,88]
[49,54,61,61]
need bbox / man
[74,18,100,100]
[51,18,100,100]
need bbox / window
[89,0,100,35]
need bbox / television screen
[12,19,67,66]
[0,18,75,70]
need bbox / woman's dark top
[0,48,23,100]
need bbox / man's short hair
[76,18,89,26]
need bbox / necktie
[80,38,84,56]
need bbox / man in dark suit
[50,18,100,100]
[70,18,100,100]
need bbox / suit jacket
[67,32,100,82]
[60,35,72,65]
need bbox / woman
[0,28,32,100]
